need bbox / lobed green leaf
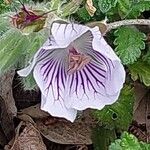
[109,132,150,150]
[126,1,150,18]
[128,60,150,87]
[114,27,146,65]
[97,0,118,13]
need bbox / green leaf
[117,0,131,18]
[109,132,150,150]
[98,0,118,13]
[60,0,83,17]
[0,14,48,75]
[93,85,135,131]
[143,47,150,65]
[0,14,10,36]
[114,27,146,65]
[92,126,116,150]
[0,30,30,74]
[0,1,10,13]
[96,0,150,19]
[21,74,37,90]
[50,0,62,10]
[128,60,150,87]
[126,1,150,18]
[76,7,91,22]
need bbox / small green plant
[109,132,150,150]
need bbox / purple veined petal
[33,47,68,94]
[64,63,121,110]
[71,28,125,95]
[51,22,92,47]
[18,22,125,122]
[41,94,77,122]
[89,27,126,95]
[32,46,79,121]
[17,48,42,77]
[62,28,125,110]
[17,36,61,77]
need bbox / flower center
[67,47,91,74]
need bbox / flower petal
[64,55,121,110]
[31,46,77,121]
[18,22,125,121]
[40,94,77,122]
[17,36,59,77]
[90,26,126,94]
[69,29,125,95]
[91,26,120,61]
[51,22,91,47]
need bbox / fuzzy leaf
[117,0,133,18]
[0,14,48,75]
[126,1,150,18]
[128,60,150,87]
[114,27,146,65]
[50,0,62,10]
[93,85,135,130]
[98,0,117,13]
[0,37,29,73]
[76,7,91,22]
[21,74,37,90]
[60,0,83,17]
[109,132,150,150]
[19,34,46,90]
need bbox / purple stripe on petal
[87,63,106,79]
[60,65,66,88]
[69,73,74,94]
[40,59,53,72]
[93,51,113,78]
[82,68,98,93]
[42,60,55,80]
[75,72,79,95]
[55,63,61,100]
[79,71,86,93]
[85,65,105,88]
[37,48,46,57]
[88,62,106,73]
[45,61,58,82]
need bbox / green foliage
[21,74,37,90]
[97,0,118,13]
[93,0,150,19]
[93,85,135,131]
[125,1,150,18]
[109,132,150,150]
[0,0,10,13]
[128,60,150,87]
[143,47,150,65]
[0,14,48,77]
[117,0,131,18]
[114,27,146,65]
[76,7,91,22]
[0,0,34,14]
[92,126,116,150]
[57,0,83,17]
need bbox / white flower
[18,22,125,122]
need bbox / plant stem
[106,19,150,32]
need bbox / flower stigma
[67,47,91,74]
